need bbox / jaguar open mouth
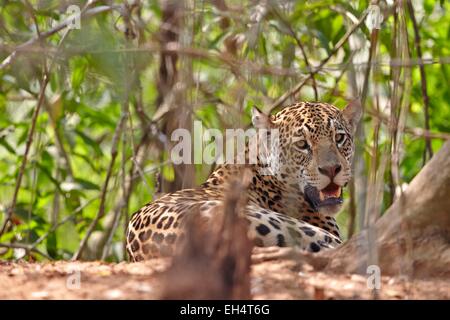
[304,183,343,212]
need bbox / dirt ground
[1,251,449,300]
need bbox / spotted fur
[126,101,361,261]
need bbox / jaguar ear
[251,106,274,129]
[342,99,362,133]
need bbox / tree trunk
[156,0,195,193]
[326,141,450,278]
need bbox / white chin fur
[318,203,342,216]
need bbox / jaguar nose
[318,164,341,179]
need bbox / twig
[388,5,400,206]
[366,108,450,140]
[100,133,128,261]
[0,14,74,237]
[31,198,96,249]
[271,7,318,100]
[347,179,357,238]
[327,51,356,99]
[0,3,115,70]
[7,40,450,74]
[269,9,369,111]
[0,194,95,261]
[24,0,42,38]
[360,28,379,107]
[0,1,94,235]
[391,3,412,202]
[101,62,132,260]
[101,123,148,260]
[355,3,380,234]
[406,0,433,163]
[406,128,450,140]
[71,111,127,260]
[358,4,381,296]
[0,243,52,260]
[346,42,362,238]
[0,74,49,237]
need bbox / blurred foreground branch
[159,174,253,299]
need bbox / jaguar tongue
[304,184,343,211]
[319,183,342,201]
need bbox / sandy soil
[1,253,448,300]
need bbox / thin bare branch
[71,111,127,261]
[0,3,115,70]
[356,3,380,235]
[0,19,73,237]
[0,243,52,260]
[31,198,96,249]
[366,109,450,140]
[269,9,369,111]
[0,74,49,237]
[271,7,318,100]
[406,0,433,163]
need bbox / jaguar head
[251,100,362,216]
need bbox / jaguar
[126,100,361,261]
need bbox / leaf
[36,162,62,192]
[163,164,175,182]
[70,57,88,93]
[60,180,95,192]
[46,233,58,259]
[55,220,80,253]
[73,178,100,191]
[0,137,16,155]
[74,129,103,156]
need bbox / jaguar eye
[335,133,345,144]
[295,140,309,150]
